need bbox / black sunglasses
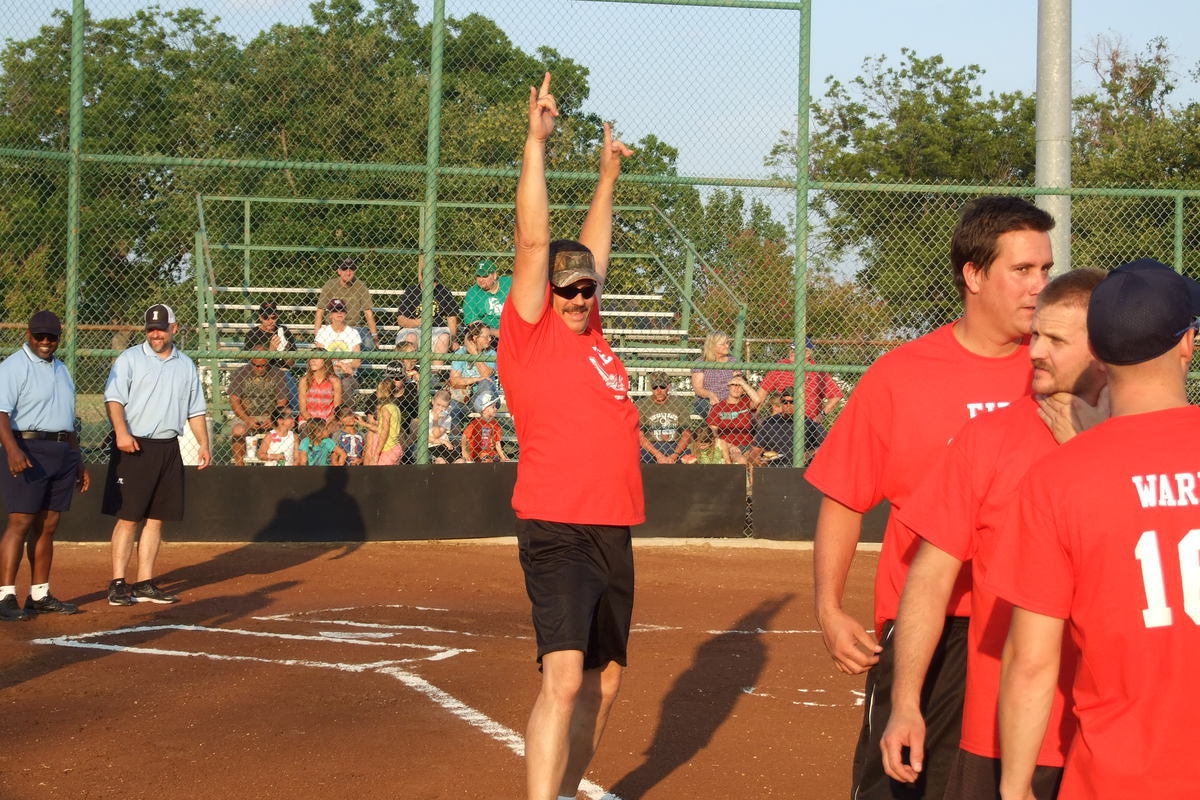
[551,283,597,300]
[31,333,60,343]
[652,384,668,390]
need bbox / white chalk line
[254,616,533,640]
[33,623,622,800]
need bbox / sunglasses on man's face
[652,384,668,390]
[551,283,597,300]
[32,333,59,343]
[782,399,795,405]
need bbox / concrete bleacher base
[7,464,887,542]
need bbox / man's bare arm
[998,608,1063,800]
[510,73,556,325]
[814,495,881,674]
[578,123,632,282]
[880,541,963,783]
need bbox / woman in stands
[298,356,341,422]
[690,331,734,418]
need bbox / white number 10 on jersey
[1135,529,1200,628]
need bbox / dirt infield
[0,540,878,799]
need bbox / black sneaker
[107,579,135,607]
[26,593,82,615]
[130,581,179,604]
[0,594,30,621]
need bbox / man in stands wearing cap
[759,336,844,461]
[746,388,798,467]
[989,260,1200,800]
[244,300,299,413]
[315,257,378,352]
[227,358,288,466]
[102,304,208,606]
[463,259,512,335]
[0,311,88,620]
[497,73,637,800]
[314,298,363,407]
[637,371,693,464]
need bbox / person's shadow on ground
[606,594,794,799]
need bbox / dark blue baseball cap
[1087,259,1200,365]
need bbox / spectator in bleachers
[759,338,845,444]
[386,362,420,446]
[462,259,511,334]
[426,389,459,463]
[299,418,339,466]
[690,331,735,418]
[315,257,378,351]
[244,301,299,411]
[706,374,762,464]
[256,406,299,466]
[372,379,405,466]
[298,356,341,422]
[314,298,362,406]
[683,422,731,465]
[449,321,497,425]
[334,407,364,466]
[360,380,389,465]
[746,389,795,467]
[396,264,459,359]
[637,370,692,464]
[228,357,288,466]
[461,391,508,463]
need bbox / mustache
[563,304,588,314]
[1032,359,1052,373]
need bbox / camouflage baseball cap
[548,240,601,288]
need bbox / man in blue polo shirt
[102,304,209,606]
[0,311,89,621]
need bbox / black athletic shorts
[516,518,634,671]
[850,617,968,800]
[0,439,81,514]
[101,436,185,522]
[943,748,1063,800]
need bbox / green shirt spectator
[462,260,512,330]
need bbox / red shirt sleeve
[981,461,1074,619]
[896,421,981,562]
[705,402,719,428]
[820,372,844,401]
[805,362,891,513]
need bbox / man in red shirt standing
[879,269,1109,799]
[806,196,1055,799]
[497,73,638,800]
[990,260,1200,800]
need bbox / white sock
[0,585,15,600]
[30,583,49,601]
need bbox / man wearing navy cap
[102,304,208,606]
[0,311,88,620]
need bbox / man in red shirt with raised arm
[497,72,638,800]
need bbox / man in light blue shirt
[0,311,89,620]
[101,304,209,607]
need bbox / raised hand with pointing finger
[598,121,633,184]
[527,71,558,142]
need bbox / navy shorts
[101,436,185,522]
[0,439,81,514]
[517,519,634,671]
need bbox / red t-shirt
[805,322,1032,631]
[706,396,754,446]
[464,417,504,463]
[497,287,644,526]
[761,357,845,420]
[984,406,1200,800]
[897,397,1075,765]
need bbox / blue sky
[5,0,1197,182]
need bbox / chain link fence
[1,1,1198,537]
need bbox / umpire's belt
[16,430,77,444]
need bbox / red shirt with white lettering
[805,322,1031,631]
[897,397,1075,765]
[498,287,644,526]
[984,406,1200,799]
[707,396,754,447]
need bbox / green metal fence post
[243,198,252,320]
[64,0,85,376]
[733,304,747,361]
[1175,193,1185,273]
[790,1,812,467]
[680,250,696,334]
[415,0,447,466]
